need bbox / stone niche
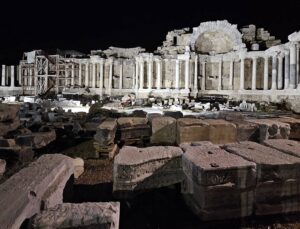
[195,31,234,54]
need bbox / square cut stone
[94,118,117,145]
[231,120,260,142]
[150,117,176,145]
[176,118,209,145]
[224,141,300,182]
[205,119,237,144]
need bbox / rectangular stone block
[246,119,290,143]
[224,141,300,182]
[275,117,300,140]
[0,154,74,229]
[205,119,237,144]
[0,146,34,163]
[232,120,260,142]
[32,202,120,229]
[15,129,56,149]
[182,142,256,188]
[150,116,176,145]
[113,146,183,193]
[94,118,117,145]
[263,139,300,158]
[176,118,209,145]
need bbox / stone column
[108,59,113,95]
[278,55,284,90]
[65,65,68,86]
[284,50,290,89]
[85,63,89,87]
[71,64,75,86]
[156,60,161,89]
[185,58,189,90]
[139,59,144,89]
[10,66,14,87]
[297,45,300,85]
[135,59,139,89]
[193,55,198,91]
[240,58,245,90]
[100,60,104,94]
[229,60,234,90]
[78,63,82,86]
[29,68,33,86]
[271,55,278,90]
[218,58,222,90]
[264,56,269,90]
[175,59,180,89]
[147,58,153,90]
[18,65,22,85]
[92,63,96,88]
[252,57,257,90]
[201,62,206,90]
[1,65,5,86]
[119,61,123,90]
[290,44,297,89]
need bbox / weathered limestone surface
[15,129,56,149]
[150,117,176,145]
[181,142,256,220]
[32,202,120,229]
[0,159,6,176]
[246,119,290,142]
[94,118,117,145]
[113,146,183,192]
[263,139,300,158]
[275,116,300,139]
[232,120,260,142]
[224,141,300,215]
[0,104,19,122]
[205,119,237,144]
[176,118,209,144]
[0,154,74,229]
[74,157,84,179]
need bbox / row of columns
[1,65,16,87]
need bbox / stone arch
[190,20,245,54]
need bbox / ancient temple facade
[1,20,300,101]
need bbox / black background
[1,0,299,64]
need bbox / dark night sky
[1,0,300,64]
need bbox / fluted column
[278,55,284,90]
[147,57,153,89]
[119,61,123,89]
[85,63,89,87]
[78,63,82,86]
[284,50,290,89]
[10,66,14,87]
[156,60,161,89]
[218,58,222,90]
[271,55,278,90]
[29,68,33,86]
[135,59,139,89]
[1,65,5,86]
[193,55,198,91]
[100,60,104,94]
[240,58,245,90]
[175,59,180,89]
[18,65,22,85]
[264,56,269,90]
[65,65,68,86]
[108,59,113,95]
[289,43,297,89]
[139,59,144,89]
[252,57,257,90]
[201,62,206,90]
[185,58,189,90]
[229,60,234,90]
[92,63,96,88]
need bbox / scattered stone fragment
[275,116,300,139]
[73,157,84,179]
[15,129,56,149]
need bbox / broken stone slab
[275,116,300,140]
[0,154,74,229]
[113,146,183,193]
[15,129,56,149]
[182,142,256,188]
[32,202,120,229]
[176,118,209,145]
[0,146,34,163]
[94,142,119,159]
[205,119,237,144]
[150,116,176,145]
[224,141,300,182]
[231,120,260,142]
[0,159,6,176]
[246,119,290,143]
[117,117,148,128]
[74,157,84,179]
[0,104,20,122]
[94,118,117,145]
[263,139,300,158]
